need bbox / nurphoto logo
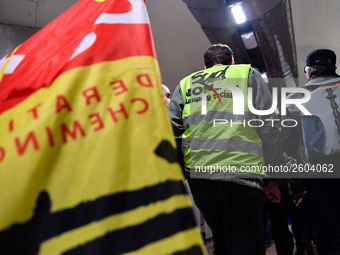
[201,84,312,116]
[199,84,312,128]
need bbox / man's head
[204,44,234,69]
[304,49,337,78]
[162,84,171,106]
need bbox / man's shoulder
[305,75,340,89]
[180,69,205,82]
[247,66,262,78]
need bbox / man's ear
[231,57,235,65]
[204,65,207,70]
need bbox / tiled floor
[205,240,213,255]
[265,243,289,255]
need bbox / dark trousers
[265,194,295,255]
[307,179,340,255]
[188,179,265,255]
[266,191,315,255]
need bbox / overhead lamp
[230,3,247,24]
[241,31,258,49]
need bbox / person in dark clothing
[265,181,315,255]
[283,49,340,255]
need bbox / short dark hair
[204,44,233,68]
[305,62,336,76]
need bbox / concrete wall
[291,0,340,86]
[146,0,211,90]
[0,24,40,59]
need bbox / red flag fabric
[0,0,155,113]
[0,0,206,254]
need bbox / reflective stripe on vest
[182,138,263,156]
[180,65,265,175]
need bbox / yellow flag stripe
[39,195,195,254]
[123,228,207,255]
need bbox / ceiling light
[241,31,258,49]
[230,3,247,24]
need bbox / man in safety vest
[168,43,282,254]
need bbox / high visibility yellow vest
[180,65,266,178]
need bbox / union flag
[0,0,206,254]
